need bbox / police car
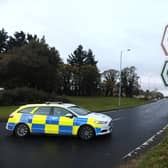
[6,102,113,140]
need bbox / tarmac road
[0,99,168,168]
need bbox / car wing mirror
[65,113,73,118]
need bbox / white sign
[161,25,168,56]
[161,61,168,86]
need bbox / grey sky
[1,0,168,95]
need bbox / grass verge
[68,96,150,111]
[0,97,150,120]
[119,129,168,168]
[0,106,19,120]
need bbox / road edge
[122,123,168,161]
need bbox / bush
[0,87,70,105]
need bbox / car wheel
[14,124,29,137]
[78,125,95,140]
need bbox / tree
[67,45,98,66]
[27,33,38,43]
[102,69,119,96]
[121,66,140,97]
[67,45,100,96]
[7,31,27,50]
[80,65,100,96]
[0,39,63,93]
[61,64,73,95]
[67,45,87,66]
[0,28,8,53]
[85,49,97,65]
[0,29,39,53]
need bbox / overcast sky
[1,0,168,95]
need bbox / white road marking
[122,123,168,160]
[113,117,121,122]
[102,110,118,114]
[144,109,150,112]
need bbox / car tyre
[78,125,95,140]
[14,124,29,137]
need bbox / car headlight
[95,120,108,124]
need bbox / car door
[52,107,74,135]
[31,107,52,133]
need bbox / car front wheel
[14,124,29,137]
[78,125,95,140]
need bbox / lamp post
[118,49,131,106]
[147,74,152,91]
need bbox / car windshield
[68,106,90,116]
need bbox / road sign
[161,25,168,56]
[161,61,168,86]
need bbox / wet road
[0,99,168,168]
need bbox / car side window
[19,107,34,114]
[53,107,70,117]
[35,107,51,115]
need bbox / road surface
[0,99,168,168]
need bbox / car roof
[19,103,76,109]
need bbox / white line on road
[113,117,121,122]
[102,110,118,114]
[122,123,168,160]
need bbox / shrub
[0,87,70,105]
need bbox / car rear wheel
[14,124,29,137]
[78,125,95,140]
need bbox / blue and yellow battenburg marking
[7,113,102,135]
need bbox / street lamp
[147,74,152,91]
[118,49,131,106]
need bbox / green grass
[0,106,19,119]
[137,129,168,168]
[0,97,150,120]
[119,129,168,168]
[68,96,150,111]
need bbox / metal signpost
[161,25,168,86]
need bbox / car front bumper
[6,123,16,131]
[96,120,113,135]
